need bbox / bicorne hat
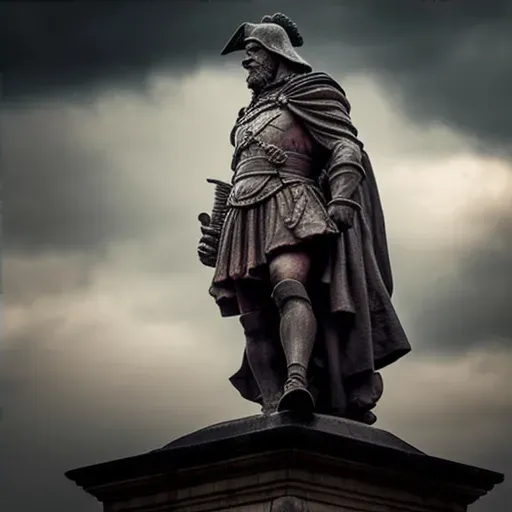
[221,13,312,73]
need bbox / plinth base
[66,413,503,511]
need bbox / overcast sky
[1,1,511,511]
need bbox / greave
[272,279,317,413]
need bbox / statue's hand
[197,213,219,268]
[199,224,221,248]
[198,244,217,267]
[327,203,356,231]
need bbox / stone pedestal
[66,413,503,511]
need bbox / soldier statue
[197,13,411,424]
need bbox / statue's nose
[242,58,253,69]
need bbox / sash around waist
[228,153,320,208]
[233,154,316,183]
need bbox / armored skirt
[209,180,338,314]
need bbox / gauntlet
[326,140,365,231]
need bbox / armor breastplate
[229,89,317,207]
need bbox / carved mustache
[242,58,256,70]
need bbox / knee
[269,251,310,285]
[271,279,312,313]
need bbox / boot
[240,310,283,415]
[271,279,317,415]
[278,362,315,415]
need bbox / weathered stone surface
[66,413,503,512]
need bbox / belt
[233,153,315,183]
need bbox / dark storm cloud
[2,109,118,252]
[1,100,190,254]
[1,0,511,151]
[2,114,121,254]
[413,212,512,353]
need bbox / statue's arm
[323,138,365,230]
[325,138,365,210]
[306,107,365,229]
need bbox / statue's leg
[235,280,284,415]
[269,250,316,415]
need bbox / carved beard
[246,60,277,94]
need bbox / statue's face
[242,41,278,93]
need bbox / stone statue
[197,13,411,424]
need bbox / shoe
[277,378,315,415]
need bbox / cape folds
[281,71,360,149]
[281,71,393,295]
